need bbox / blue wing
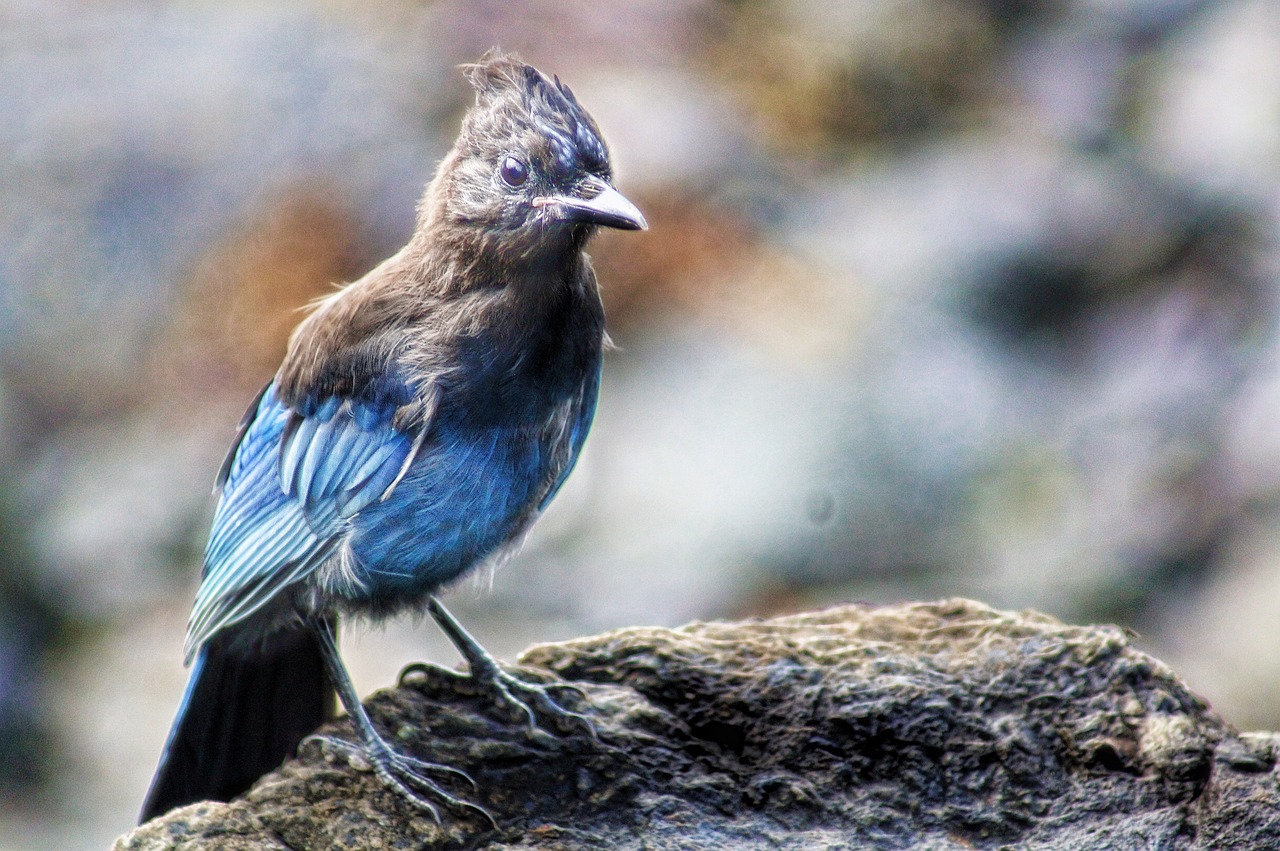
[183,382,429,662]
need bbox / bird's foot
[474,660,595,738]
[400,660,594,738]
[418,597,594,737]
[308,732,495,826]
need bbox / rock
[114,599,1280,849]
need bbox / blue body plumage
[141,51,644,823]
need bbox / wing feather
[184,381,430,662]
[347,440,403,490]
[313,407,364,497]
[214,383,271,492]
[279,413,319,497]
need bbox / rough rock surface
[114,600,1280,849]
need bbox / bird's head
[428,52,646,253]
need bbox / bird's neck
[408,213,592,306]
[276,232,596,409]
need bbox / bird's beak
[534,177,648,231]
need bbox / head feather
[457,51,609,179]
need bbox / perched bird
[140,51,646,823]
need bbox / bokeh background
[2,0,1279,847]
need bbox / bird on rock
[140,50,646,823]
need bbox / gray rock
[115,599,1280,849]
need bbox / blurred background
[2,0,1279,846]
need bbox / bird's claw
[399,659,594,739]
[398,660,469,690]
[307,733,494,826]
[472,662,596,739]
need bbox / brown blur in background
[2,1,1279,847]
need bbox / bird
[140,50,646,824]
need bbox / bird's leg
[422,596,593,736]
[307,618,494,825]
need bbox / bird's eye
[499,156,528,187]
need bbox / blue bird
[140,51,646,823]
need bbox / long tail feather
[139,622,333,823]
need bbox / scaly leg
[419,596,593,736]
[307,618,493,824]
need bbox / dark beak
[535,176,648,231]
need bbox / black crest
[462,50,609,178]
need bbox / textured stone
[115,600,1280,849]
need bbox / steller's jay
[140,51,646,823]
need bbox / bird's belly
[339,423,550,604]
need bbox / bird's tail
[139,621,334,823]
